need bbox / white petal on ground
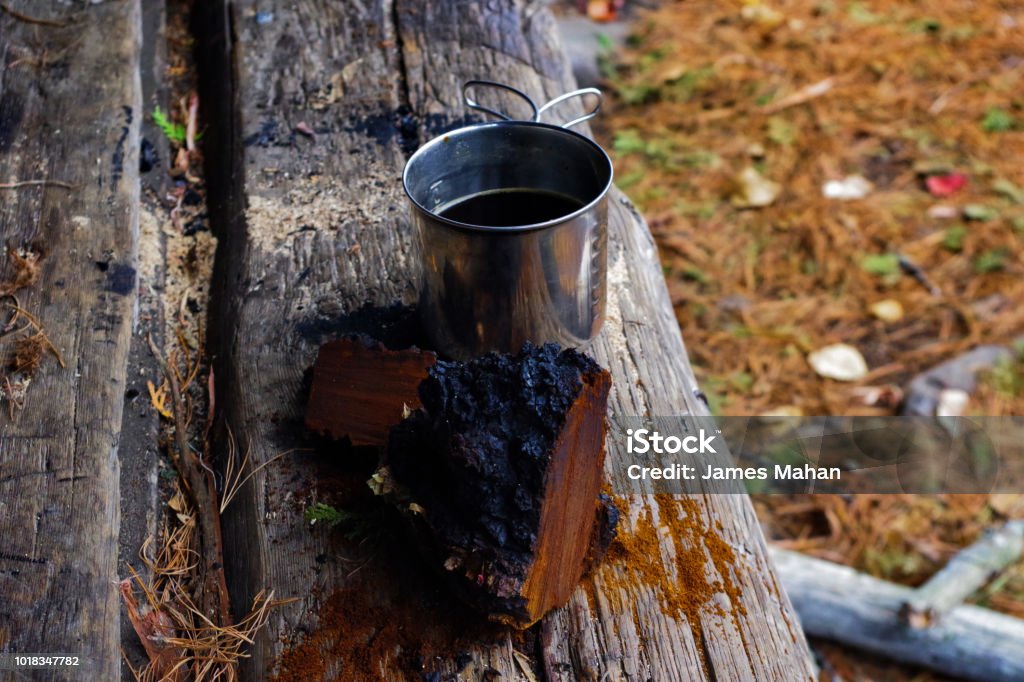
[822,174,873,200]
[869,299,904,322]
[927,204,959,219]
[807,343,869,381]
[732,167,782,208]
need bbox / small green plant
[981,108,1016,133]
[681,265,708,284]
[847,1,883,25]
[993,178,1024,204]
[668,66,714,103]
[618,82,660,106]
[617,169,645,190]
[945,25,978,42]
[152,106,204,146]
[985,355,1024,398]
[964,204,998,221]
[754,93,773,107]
[700,380,729,415]
[942,225,967,252]
[767,116,797,147]
[674,200,717,219]
[863,547,925,580]
[612,129,717,173]
[153,106,188,145]
[304,502,351,528]
[860,253,901,277]
[974,248,1008,274]
[905,17,942,34]
[304,502,380,542]
[613,129,647,155]
[727,371,755,393]
[595,33,618,80]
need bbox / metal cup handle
[462,80,601,129]
[536,88,602,129]
[463,80,539,122]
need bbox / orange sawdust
[604,494,744,647]
[270,578,510,682]
[270,585,424,682]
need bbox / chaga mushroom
[387,343,616,628]
[305,335,437,446]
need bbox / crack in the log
[531,620,552,682]
[699,627,720,682]
[390,0,418,158]
[0,550,48,565]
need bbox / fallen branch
[901,521,1024,628]
[771,547,1024,682]
[147,335,232,629]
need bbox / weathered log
[388,343,614,628]
[901,520,1024,627]
[201,0,816,678]
[0,1,142,677]
[772,547,1024,682]
[305,336,437,446]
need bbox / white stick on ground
[771,547,1024,682]
[901,520,1024,628]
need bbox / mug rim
[402,120,614,233]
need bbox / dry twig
[0,179,76,190]
[0,2,66,27]
[759,77,836,114]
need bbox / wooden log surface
[0,1,141,678]
[773,547,1024,682]
[202,0,816,679]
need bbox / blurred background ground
[558,0,1024,678]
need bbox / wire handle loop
[463,80,539,122]
[462,81,602,128]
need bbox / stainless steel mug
[403,81,614,360]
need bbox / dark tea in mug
[438,189,585,228]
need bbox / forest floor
[587,1,1024,678]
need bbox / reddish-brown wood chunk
[521,366,612,625]
[305,336,437,446]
